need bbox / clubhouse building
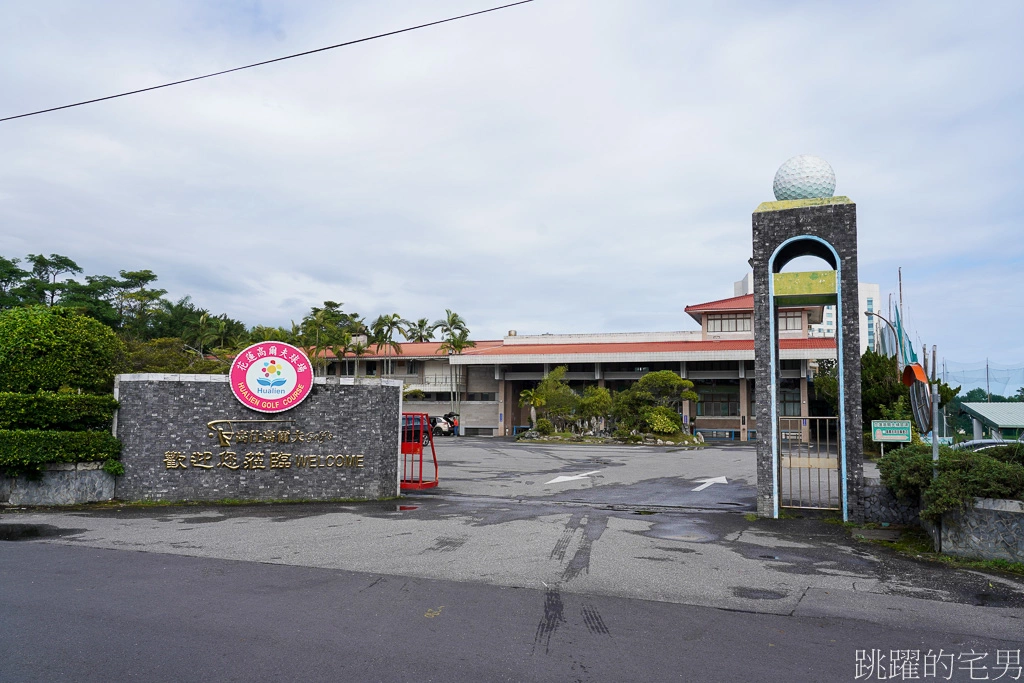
[322,287,838,441]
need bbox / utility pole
[986,358,991,402]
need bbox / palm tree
[184,311,218,357]
[351,341,369,378]
[439,328,476,427]
[331,330,354,376]
[433,310,470,413]
[519,388,546,428]
[403,317,436,342]
[432,309,467,342]
[371,313,407,377]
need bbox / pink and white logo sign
[230,342,314,413]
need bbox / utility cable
[1,0,535,123]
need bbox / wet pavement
[3,438,1023,680]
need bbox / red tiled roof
[322,340,503,360]
[683,294,754,314]
[459,337,835,357]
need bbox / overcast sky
[2,1,1022,372]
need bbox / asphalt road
[2,439,1022,682]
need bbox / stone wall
[941,499,1024,563]
[862,477,919,525]
[2,463,115,505]
[114,374,401,502]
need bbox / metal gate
[778,416,840,510]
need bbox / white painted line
[692,476,728,492]
[545,470,602,485]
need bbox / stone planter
[1,462,115,506]
[940,499,1024,563]
[862,477,920,525]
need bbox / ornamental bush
[535,418,555,435]
[0,392,118,431]
[642,406,682,434]
[0,306,126,393]
[879,444,1024,520]
[0,429,122,478]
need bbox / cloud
[1,0,1021,369]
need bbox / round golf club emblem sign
[229,342,314,413]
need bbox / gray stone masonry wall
[3,463,115,505]
[941,499,1024,563]
[862,477,920,525]
[114,374,401,502]
[752,200,864,520]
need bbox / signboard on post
[871,420,912,443]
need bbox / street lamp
[864,310,903,371]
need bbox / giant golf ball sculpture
[772,154,836,201]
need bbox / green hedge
[879,444,1024,520]
[0,429,122,478]
[0,306,126,393]
[0,392,118,431]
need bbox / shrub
[879,444,1024,520]
[0,429,122,478]
[0,392,118,431]
[642,406,682,434]
[535,418,555,435]
[0,306,126,393]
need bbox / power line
[1,0,535,123]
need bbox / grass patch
[858,526,1024,577]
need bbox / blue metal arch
[767,235,848,521]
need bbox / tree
[0,256,28,309]
[433,310,469,413]
[439,328,476,421]
[371,313,407,377]
[117,269,167,339]
[331,330,354,376]
[124,338,225,374]
[183,311,217,358]
[20,253,83,306]
[0,306,125,393]
[611,371,697,434]
[861,349,907,424]
[519,388,546,427]
[577,385,612,432]
[351,340,370,377]
[403,317,436,342]
[532,366,579,431]
[632,371,698,408]
[301,303,351,376]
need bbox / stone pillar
[973,418,983,441]
[752,197,864,521]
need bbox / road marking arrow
[692,476,728,492]
[545,470,602,485]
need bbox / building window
[707,313,752,333]
[688,361,739,372]
[778,311,802,330]
[780,379,801,416]
[406,360,419,374]
[465,393,496,402]
[696,380,740,416]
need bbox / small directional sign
[871,420,912,443]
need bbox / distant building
[324,287,836,441]
[734,272,880,354]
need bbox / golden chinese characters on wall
[160,420,365,471]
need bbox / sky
[1,1,1022,377]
